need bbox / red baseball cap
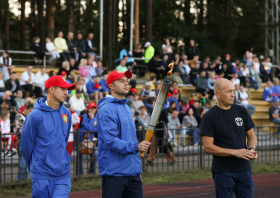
[88,102,97,109]
[61,71,67,75]
[45,75,75,90]
[130,88,138,93]
[167,92,173,97]
[226,54,230,57]
[173,89,179,94]
[107,70,132,88]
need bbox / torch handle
[140,129,155,157]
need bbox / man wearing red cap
[97,70,151,198]
[21,75,75,197]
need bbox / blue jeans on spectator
[49,51,60,61]
[242,104,256,115]
[17,156,30,180]
[212,169,254,198]
[78,147,97,175]
[0,66,10,81]
[187,129,200,144]
[271,119,280,134]
[144,103,153,113]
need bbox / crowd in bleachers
[2,31,280,174]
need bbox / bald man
[201,78,258,198]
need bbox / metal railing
[1,124,280,185]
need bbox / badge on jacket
[62,114,68,123]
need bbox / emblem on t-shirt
[235,117,243,126]
[62,114,68,123]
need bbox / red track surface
[68,173,280,198]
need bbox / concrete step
[249,100,271,106]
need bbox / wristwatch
[248,147,255,151]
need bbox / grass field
[1,162,280,198]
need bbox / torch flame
[167,63,174,75]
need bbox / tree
[67,0,75,33]
[37,0,45,48]
[134,0,140,45]
[46,0,55,40]
[20,0,26,49]
[107,0,113,70]
[4,0,9,50]
[30,0,36,43]
[145,0,153,42]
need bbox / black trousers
[59,52,71,61]
[21,84,41,98]
[148,67,165,80]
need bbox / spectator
[79,58,90,84]
[1,109,17,157]
[242,64,255,89]
[162,38,173,62]
[269,99,280,133]
[70,82,88,104]
[139,82,153,113]
[99,71,110,97]
[35,67,49,96]
[190,62,200,84]
[249,63,262,89]
[167,89,180,112]
[189,93,196,106]
[68,90,86,115]
[64,104,80,156]
[18,97,32,113]
[160,54,169,76]
[133,42,145,65]
[0,71,5,96]
[96,60,105,77]
[85,33,97,59]
[223,54,232,72]
[200,62,209,78]
[78,77,90,102]
[54,31,71,61]
[260,56,273,82]
[123,55,137,71]
[208,62,216,74]
[200,92,210,107]
[144,42,155,64]
[253,57,260,74]
[0,51,14,77]
[45,37,60,61]
[20,66,41,98]
[216,70,225,80]
[197,107,205,127]
[69,58,80,83]
[170,82,182,103]
[173,53,180,66]
[60,71,74,97]
[5,72,25,98]
[167,110,184,145]
[207,72,216,99]
[14,89,25,112]
[58,61,72,82]
[86,76,103,103]
[203,101,211,112]
[48,70,56,77]
[31,36,45,63]
[233,84,241,104]
[239,85,256,115]
[185,39,199,60]
[126,91,137,111]
[196,71,212,96]
[136,106,150,130]
[245,47,255,67]
[79,102,98,175]
[132,93,144,111]
[74,32,86,60]
[89,54,98,68]
[14,103,33,180]
[231,73,240,87]
[274,78,280,99]
[154,80,161,97]
[87,57,98,79]
[181,99,190,114]
[166,100,177,115]
[232,63,246,87]
[66,32,78,61]
[183,59,191,75]
[148,54,163,80]
[263,81,276,102]
[176,60,190,84]
[202,56,211,68]
[183,108,200,146]
[276,64,280,81]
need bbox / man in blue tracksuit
[21,75,75,198]
[97,70,151,198]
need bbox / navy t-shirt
[201,104,255,172]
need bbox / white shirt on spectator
[46,42,56,52]
[162,44,172,53]
[20,71,35,85]
[35,71,49,87]
[239,90,249,105]
[1,119,10,134]
[0,57,12,66]
[183,64,191,74]
[232,78,240,86]
[68,112,80,142]
[242,68,250,76]
[68,95,86,112]
[253,62,260,73]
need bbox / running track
[69,173,280,198]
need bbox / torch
[140,78,173,157]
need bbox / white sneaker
[1,150,8,157]
[7,148,17,157]
[173,141,179,146]
[194,143,199,146]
